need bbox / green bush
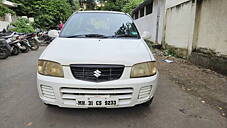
[10,18,35,33]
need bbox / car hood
[40,38,154,66]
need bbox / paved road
[0,47,226,128]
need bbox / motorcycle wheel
[11,46,20,55]
[29,40,39,50]
[0,48,10,59]
[20,44,29,53]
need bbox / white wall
[195,0,227,56]
[0,21,10,31]
[0,14,12,31]
[134,0,166,44]
[0,14,18,31]
[165,1,196,51]
[157,0,166,43]
[4,14,12,22]
[134,0,227,56]
[2,0,17,7]
[166,0,190,8]
[134,13,157,43]
[134,0,158,43]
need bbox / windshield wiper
[63,34,138,39]
[85,34,110,38]
[63,34,86,38]
[113,35,138,38]
[63,34,110,38]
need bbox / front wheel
[11,46,20,55]
[29,40,39,50]
[20,43,29,53]
[0,48,10,59]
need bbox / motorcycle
[12,35,30,53]
[0,39,11,59]
[2,32,20,55]
[4,33,29,54]
[25,33,40,50]
[37,30,54,45]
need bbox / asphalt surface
[0,47,226,128]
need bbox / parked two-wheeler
[37,31,54,45]
[2,32,21,55]
[25,33,40,50]
[3,33,29,54]
[0,30,41,59]
[0,39,11,59]
[12,35,30,53]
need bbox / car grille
[70,64,124,82]
[60,87,133,106]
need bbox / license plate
[75,97,118,107]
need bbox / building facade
[0,0,18,31]
[132,0,166,44]
[133,0,227,75]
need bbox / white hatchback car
[37,11,159,108]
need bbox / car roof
[76,10,127,15]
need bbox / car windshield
[60,12,140,39]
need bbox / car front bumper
[37,72,159,108]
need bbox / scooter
[2,32,21,55]
[25,33,39,50]
[0,39,11,59]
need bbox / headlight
[38,60,64,77]
[130,61,157,78]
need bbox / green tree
[97,0,143,14]
[68,0,80,11]
[79,0,96,10]
[9,0,73,29]
[0,0,15,17]
[122,0,144,14]
[100,0,129,12]
[73,0,81,10]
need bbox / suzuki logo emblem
[94,69,101,78]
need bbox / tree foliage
[0,1,15,17]
[68,0,80,11]
[6,0,143,29]
[79,0,96,10]
[10,18,35,33]
[122,0,144,14]
[9,0,73,29]
[96,0,144,14]
[98,0,129,12]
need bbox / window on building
[146,2,153,15]
[140,7,144,17]
[135,11,138,19]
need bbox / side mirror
[48,30,59,38]
[141,31,151,40]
